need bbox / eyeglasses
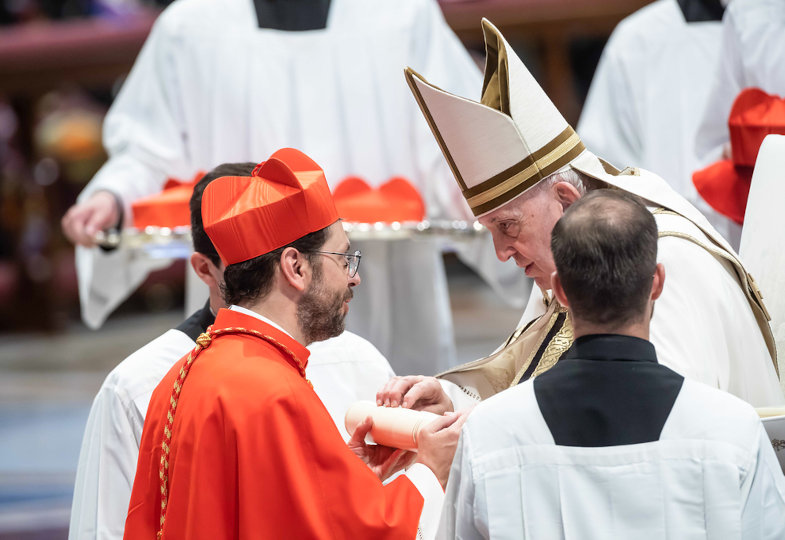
[307,250,362,278]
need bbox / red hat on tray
[131,172,204,229]
[333,176,425,223]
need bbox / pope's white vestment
[75,0,528,375]
[441,337,785,539]
[68,304,396,540]
[578,0,740,246]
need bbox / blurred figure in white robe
[578,0,741,247]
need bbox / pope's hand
[61,191,121,246]
[376,375,454,414]
[415,410,470,489]
[347,416,415,481]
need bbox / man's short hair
[550,189,658,327]
[190,162,256,266]
[221,227,328,306]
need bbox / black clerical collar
[536,333,681,447]
[677,0,725,23]
[175,299,216,341]
[565,334,658,364]
[253,0,331,31]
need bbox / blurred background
[0,0,651,538]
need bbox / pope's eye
[498,221,519,238]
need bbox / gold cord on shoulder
[156,326,308,537]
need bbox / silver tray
[95,220,487,259]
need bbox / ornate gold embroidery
[509,305,572,386]
[532,313,574,378]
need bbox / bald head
[551,189,658,329]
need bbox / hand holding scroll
[376,375,454,414]
[347,416,415,481]
[415,410,470,489]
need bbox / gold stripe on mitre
[480,19,510,115]
[464,126,586,216]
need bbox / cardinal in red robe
[124,148,459,539]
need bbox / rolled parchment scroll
[344,401,441,451]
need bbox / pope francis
[378,19,783,412]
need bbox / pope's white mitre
[405,18,592,217]
[405,18,734,253]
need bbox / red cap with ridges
[202,148,339,265]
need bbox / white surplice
[442,376,785,539]
[75,0,528,374]
[695,0,785,165]
[68,322,397,540]
[578,0,740,246]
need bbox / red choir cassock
[124,308,424,539]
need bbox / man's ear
[651,262,665,301]
[279,247,309,292]
[554,181,582,211]
[190,252,221,289]
[550,271,570,308]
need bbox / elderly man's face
[478,185,569,290]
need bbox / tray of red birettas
[95,173,486,257]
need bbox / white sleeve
[68,384,144,540]
[439,379,480,412]
[694,5,744,165]
[404,463,445,540]
[437,429,483,539]
[80,11,191,221]
[577,28,641,171]
[741,424,785,539]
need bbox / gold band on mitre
[464,126,586,216]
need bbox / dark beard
[297,272,352,345]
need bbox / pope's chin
[530,273,552,291]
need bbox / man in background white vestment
[578,0,740,247]
[695,0,785,176]
[441,189,785,539]
[61,0,528,375]
[68,163,396,540]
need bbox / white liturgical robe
[75,0,528,375]
[578,0,740,246]
[441,335,785,539]
[696,0,785,166]
[68,303,397,540]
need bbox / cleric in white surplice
[440,190,785,539]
